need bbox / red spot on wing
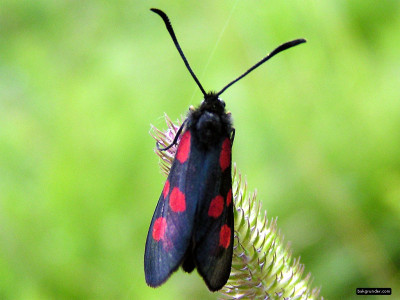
[162,180,170,199]
[208,195,224,218]
[176,131,191,163]
[219,138,231,172]
[219,224,231,249]
[152,217,167,241]
[169,187,186,212]
[226,189,232,206]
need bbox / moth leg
[230,128,235,145]
[157,119,187,151]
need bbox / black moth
[144,8,306,291]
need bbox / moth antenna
[151,8,207,97]
[217,39,306,96]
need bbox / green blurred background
[1,0,400,299]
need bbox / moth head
[200,92,226,114]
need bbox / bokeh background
[1,0,400,299]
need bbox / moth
[144,8,305,291]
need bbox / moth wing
[144,130,197,287]
[190,136,234,291]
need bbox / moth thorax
[196,111,222,145]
